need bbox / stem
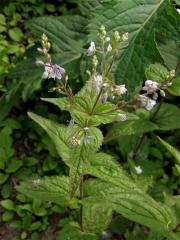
[90,87,104,115]
[132,96,164,160]
[80,175,84,232]
[106,50,117,75]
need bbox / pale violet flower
[139,95,156,111]
[93,74,103,92]
[101,93,108,103]
[114,84,127,96]
[107,44,112,52]
[142,80,159,93]
[42,63,65,80]
[135,165,143,175]
[87,41,96,56]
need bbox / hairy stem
[90,87,103,115]
[80,175,84,232]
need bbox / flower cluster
[86,26,128,107]
[36,34,66,81]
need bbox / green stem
[90,87,104,115]
[79,175,84,232]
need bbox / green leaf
[88,0,167,93]
[167,77,180,96]
[27,15,87,52]
[0,172,8,184]
[145,63,169,83]
[17,176,71,205]
[83,198,112,234]
[84,178,176,233]
[2,211,14,221]
[153,103,180,130]
[1,199,15,211]
[28,112,71,165]
[6,159,22,173]
[41,97,71,111]
[157,136,180,165]
[57,223,97,240]
[105,118,158,142]
[157,40,180,70]
[8,27,23,42]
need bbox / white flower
[42,63,51,79]
[35,60,44,65]
[87,41,96,56]
[142,80,159,93]
[177,8,180,14]
[105,37,110,42]
[114,84,127,96]
[83,127,89,131]
[135,166,143,175]
[93,74,103,92]
[118,113,127,121]
[139,95,156,111]
[107,44,112,52]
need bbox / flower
[118,113,127,121]
[93,74,103,92]
[87,42,96,56]
[42,63,65,80]
[139,95,156,111]
[135,165,143,175]
[142,80,158,93]
[83,127,89,131]
[114,84,127,96]
[101,93,108,103]
[107,44,112,52]
[68,136,81,146]
[35,60,44,65]
[122,32,128,41]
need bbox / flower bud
[92,55,98,67]
[160,89,166,97]
[99,25,106,39]
[122,32,128,41]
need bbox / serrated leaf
[83,198,112,234]
[157,136,180,165]
[145,63,169,83]
[28,112,71,165]
[153,103,180,130]
[17,176,71,205]
[167,77,180,96]
[27,15,87,53]
[84,178,176,233]
[57,223,97,240]
[105,118,158,142]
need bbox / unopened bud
[99,25,106,39]
[114,31,120,42]
[160,89,166,97]
[92,55,98,67]
[122,32,128,41]
[169,69,175,78]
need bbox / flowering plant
[17,25,180,240]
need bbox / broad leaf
[167,77,180,96]
[17,176,71,205]
[153,103,180,130]
[105,118,158,142]
[145,63,169,83]
[157,136,180,165]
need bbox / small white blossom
[35,60,44,65]
[93,74,103,92]
[114,84,127,96]
[83,127,89,131]
[87,42,96,56]
[142,80,159,93]
[135,166,143,175]
[118,113,127,121]
[139,95,156,111]
[107,44,112,52]
[105,37,110,42]
[122,32,128,41]
[176,8,180,14]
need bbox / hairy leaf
[145,63,169,83]
[105,118,158,142]
[157,136,180,165]
[17,176,71,205]
[153,103,180,130]
[167,77,180,96]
